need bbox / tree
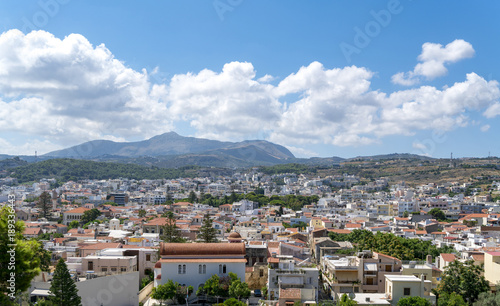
[403,210,409,218]
[38,191,52,219]
[138,209,147,218]
[437,260,489,304]
[473,292,500,306]
[429,208,447,222]
[197,274,224,296]
[68,220,80,229]
[35,242,52,272]
[151,280,178,306]
[188,191,197,203]
[438,292,467,306]
[49,258,81,306]
[81,208,100,224]
[223,298,246,306]
[198,212,218,243]
[228,279,250,300]
[161,212,185,243]
[0,206,42,305]
[337,293,357,306]
[397,296,431,306]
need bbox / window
[199,264,206,274]
[260,269,264,277]
[101,267,107,272]
[223,264,226,274]
[146,254,151,261]
[404,288,411,296]
[219,264,222,274]
[179,265,183,274]
[183,264,186,274]
[121,267,127,272]
[88,261,93,270]
[111,267,117,272]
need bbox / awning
[31,289,52,297]
[364,263,377,271]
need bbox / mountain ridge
[42,132,295,167]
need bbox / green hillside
[8,158,200,183]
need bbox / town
[2,158,500,306]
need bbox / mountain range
[42,132,297,168]
[0,133,434,169]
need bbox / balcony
[332,266,358,271]
[275,269,306,274]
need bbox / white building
[154,243,246,291]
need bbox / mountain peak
[44,132,295,164]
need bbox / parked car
[254,289,262,297]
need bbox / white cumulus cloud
[168,61,282,141]
[392,39,475,86]
[0,29,171,152]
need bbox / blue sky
[0,1,499,158]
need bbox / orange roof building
[154,242,246,289]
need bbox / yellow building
[484,252,500,286]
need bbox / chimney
[420,274,425,296]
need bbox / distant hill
[347,153,435,161]
[8,158,201,183]
[43,132,295,167]
[0,157,28,171]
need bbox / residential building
[384,275,435,305]
[154,243,246,291]
[267,255,319,305]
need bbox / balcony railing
[333,266,358,270]
[275,269,306,274]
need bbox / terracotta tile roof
[345,223,362,228]
[471,254,484,261]
[64,207,91,214]
[79,242,122,250]
[144,218,168,226]
[374,252,401,262]
[328,229,351,234]
[54,238,69,244]
[248,241,263,245]
[157,258,246,264]
[268,257,279,263]
[280,288,301,299]
[268,242,280,248]
[440,253,456,262]
[160,242,245,256]
[23,227,42,235]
